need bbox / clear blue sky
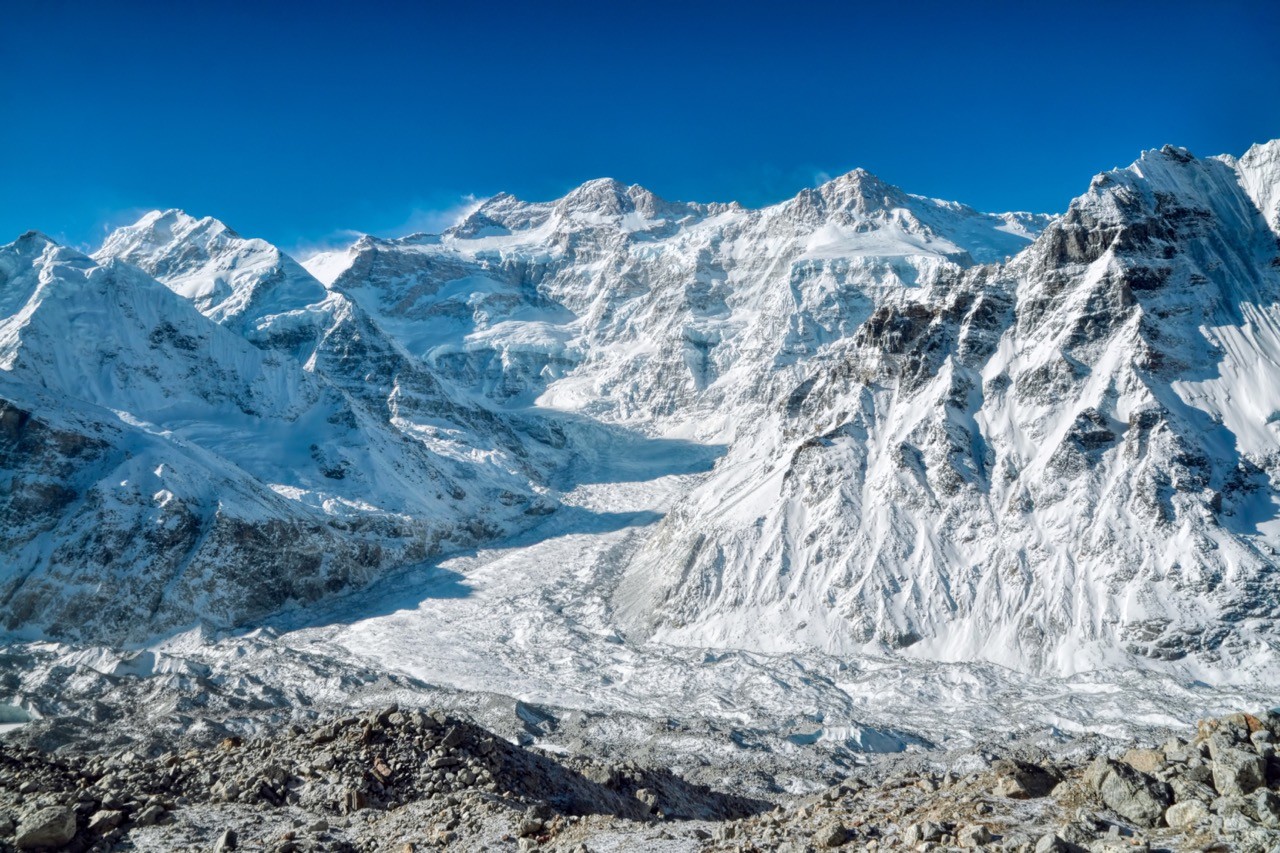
[2,0,1278,254]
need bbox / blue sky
[2,0,1278,254]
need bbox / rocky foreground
[1,705,1279,852]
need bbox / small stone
[342,789,368,812]
[15,806,77,850]
[1183,762,1214,785]
[517,818,543,838]
[441,727,466,749]
[1165,799,1209,828]
[309,818,329,833]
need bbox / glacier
[3,140,1280,755]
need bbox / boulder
[1034,833,1068,853]
[903,821,944,845]
[1212,746,1267,796]
[15,806,76,850]
[1120,748,1166,775]
[1170,777,1216,805]
[134,803,166,826]
[1164,799,1209,828]
[958,824,993,847]
[86,809,122,834]
[1162,737,1193,763]
[992,759,1058,799]
[1255,788,1280,829]
[1210,795,1252,819]
[1088,757,1172,827]
[813,823,847,848]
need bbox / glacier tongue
[4,142,1280,752]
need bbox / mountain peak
[1235,139,1280,234]
[816,168,904,208]
[97,209,242,264]
[94,210,325,328]
[556,177,643,216]
[552,178,705,225]
[10,230,59,253]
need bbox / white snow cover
[4,141,1280,744]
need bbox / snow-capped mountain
[0,233,554,643]
[619,144,1280,679]
[94,209,328,335]
[4,140,1280,689]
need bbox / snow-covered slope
[324,171,1051,426]
[94,210,328,334]
[0,233,553,643]
[6,141,1280,697]
[616,145,1280,681]
[296,146,1279,683]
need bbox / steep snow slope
[617,146,1280,682]
[95,210,328,334]
[0,234,552,643]
[94,210,580,478]
[1226,139,1280,234]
